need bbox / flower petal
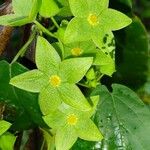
[64,17,91,44]
[76,119,103,141]
[59,83,91,111]
[59,57,93,83]
[10,69,48,93]
[94,51,116,76]
[0,120,11,136]
[43,110,65,129]
[39,86,62,115]
[100,8,132,31]
[69,0,89,17]
[56,125,78,150]
[36,36,61,75]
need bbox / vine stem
[97,74,104,82]
[11,31,36,64]
[77,83,91,88]
[34,20,57,39]
[51,17,59,29]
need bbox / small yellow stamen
[49,75,61,87]
[71,48,82,56]
[67,114,78,125]
[88,14,99,26]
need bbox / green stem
[77,83,91,88]
[11,31,36,64]
[34,20,57,38]
[97,74,104,82]
[51,17,59,29]
[40,139,45,150]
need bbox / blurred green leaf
[113,16,149,90]
[118,0,132,8]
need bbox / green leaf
[91,26,107,50]
[64,18,91,43]
[54,20,67,43]
[56,125,78,150]
[73,84,150,149]
[36,36,61,75]
[10,69,48,93]
[118,0,132,8]
[0,120,11,136]
[84,96,100,118]
[0,132,16,150]
[39,86,62,115]
[60,57,93,83]
[94,51,116,76]
[29,0,42,20]
[39,0,60,17]
[0,15,30,26]
[101,8,132,31]
[57,0,72,17]
[59,83,91,111]
[113,17,149,90]
[12,0,33,16]
[0,0,41,26]
[92,31,115,54]
[76,119,103,141]
[0,15,17,25]
[41,129,55,150]
[0,61,46,130]
[93,84,150,149]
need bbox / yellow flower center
[67,114,78,125]
[71,47,82,56]
[88,14,99,26]
[49,75,61,87]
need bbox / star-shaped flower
[54,30,116,76]
[64,0,132,46]
[10,36,93,115]
[43,96,103,150]
[54,40,96,59]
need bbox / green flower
[43,96,103,150]
[54,31,116,76]
[64,0,132,45]
[10,36,93,115]
[54,40,96,59]
[0,0,41,26]
[63,40,96,58]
